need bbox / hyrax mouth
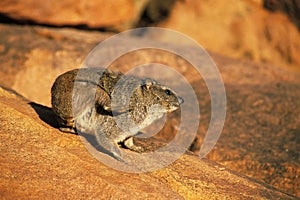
[163,96,184,112]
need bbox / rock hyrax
[51,67,183,160]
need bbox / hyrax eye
[165,89,172,95]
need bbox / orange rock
[158,0,300,71]
[263,0,300,29]
[1,24,300,197]
[0,85,296,199]
[0,0,135,28]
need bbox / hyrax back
[51,67,183,159]
[51,68,122,133]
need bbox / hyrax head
[140,78,184,113]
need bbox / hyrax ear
[142,78,156,90]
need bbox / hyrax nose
[178,96,184,105]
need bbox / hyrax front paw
[95,131,124,160]
[124,137,145,153]
[59,127,77,134]
[110,144,123,161]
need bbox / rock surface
[0,85,296,199]
[263,0,300,29]
[0,0,136,29]
[157,0,300,71]
[0,0,299,71]
[0,24,299,197]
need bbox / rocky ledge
[0,24,299,198]
[0,86,296,200]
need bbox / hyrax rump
[51,67,183,160]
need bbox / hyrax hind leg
[56,116,77,134]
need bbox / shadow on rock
[29,102,59,129]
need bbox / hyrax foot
[124,137,145,153]
[59,127,77,134]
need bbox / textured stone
[263,0,300,29]
[0,24,299,197]
[0,86,296,199]
[157,0,300,71]
[0,0,135,29]
[0,24,112,106]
